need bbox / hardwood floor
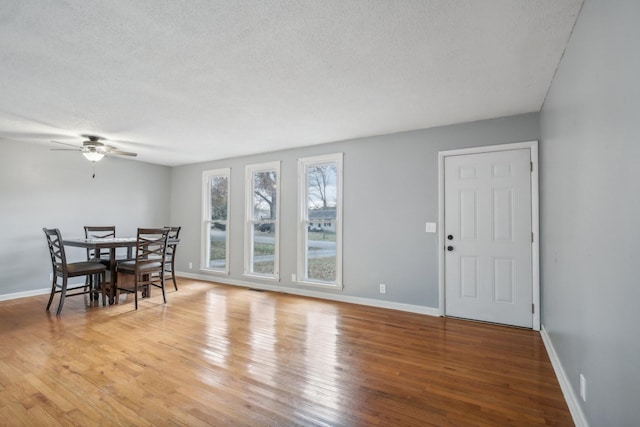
[0,279,572,426]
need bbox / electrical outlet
[291,273,296,282]
[580,374,587,402]
[49,272,53,281]
[188,262,193,269]
[379,283,386,294]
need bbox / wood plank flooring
[0,279,573,426]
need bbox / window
[202,168,230,273]
[298,153,343,287]
[245,162,280,279]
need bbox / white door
[444,148,532,328]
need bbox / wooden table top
[63,237,179,248]
[63,237,138,248]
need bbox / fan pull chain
[92,162,96,179]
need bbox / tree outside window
[246,162,280,278]
[298,154,343,286]
[202,169,230,272]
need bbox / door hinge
[530,162,533,172]
[532,303,535,314]
[531,232,534,243]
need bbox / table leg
[109,248,117,304]
[141,273,150,298]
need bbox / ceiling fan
[51,135,137,162]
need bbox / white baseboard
[177,271,440,317]
[540,325,589,427]
[0,288,50,302]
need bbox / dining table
[63,237,137,304]
[62,237,179,304]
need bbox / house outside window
[298,153,343,287]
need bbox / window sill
[243,273,280,282]
[199,268,229,276]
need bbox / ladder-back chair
[83,225,116,265]
[164,226,181,291]
[43,228,108,315]
[116,228,169,310]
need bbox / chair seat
[90,257,112,266]
[91,256,134,267]
[59,261,107,276]
[117,260,163,273]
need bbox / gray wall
[0,140,171,296]
[171,113,539,309]
[540,0,640,425]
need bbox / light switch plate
[425,222,437,233]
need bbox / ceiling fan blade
[108,150,138,157]
[51,140,81,148]
[97,143,138,157]
[51,148,82,151]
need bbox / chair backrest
[165,226,181,258]
[84,225,116,259]
[43,228,67,274]
[134,228,170,272]
[166,226,181,241]
[84,226,116,239]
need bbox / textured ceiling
[0,0,583,166]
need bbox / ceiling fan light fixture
[83,151,104,162]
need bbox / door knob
[447,235,453,240]
[447,246,454,251]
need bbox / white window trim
[201,168,230,274]
[297,153,343,289]
[244,161,281,281]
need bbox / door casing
[438,141,540,330]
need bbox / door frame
[437,141,540,330]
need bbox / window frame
[297,153,343,288]
[244,161,281,280]
[201,168,231,274]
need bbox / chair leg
[46,275,57,311]
[161,276,167,304]
[88,274,96,301]
[84,260,95,298]
[100,272,107,306]
[171,258,178,291]
[91,274,99,301]
[112,270,118,305]
[134,277,138,310]
[56,278,68,315]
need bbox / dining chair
[43,228,108,315]
[84,225,120,300]
[164,226,181,291]
[115,228,169,310]
[83,225,116,266]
